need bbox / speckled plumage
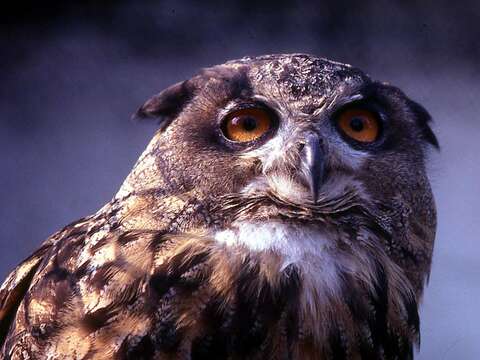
[0,54,437,359]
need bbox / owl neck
[116,133,167,201]
[111,134,208,232]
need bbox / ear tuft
[132,80,195,131]
[407,99,440,150]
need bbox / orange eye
[222,108,274,142]
[337,108,380,143]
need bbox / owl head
[120,53,437,300]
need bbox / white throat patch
[214,221,329,267]
[214,221,342,303]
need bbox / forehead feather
[223,54,370,103]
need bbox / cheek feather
[325,137,370,171]
[268,176,310,203]
[239,120,299,172]
[241,176,310,204]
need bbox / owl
[0,54,438,360]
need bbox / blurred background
[1,1,478,358]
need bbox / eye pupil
[349,117,365,132]
[241,116,258,131]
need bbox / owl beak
[299,133,325,203]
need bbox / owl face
[131,53,437,294]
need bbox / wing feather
[0,243,51,346]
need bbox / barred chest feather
[0,215,419,360]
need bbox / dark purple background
[1,1,479,358]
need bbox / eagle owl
[0,54,438,360]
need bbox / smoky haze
[1,1,479,358]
